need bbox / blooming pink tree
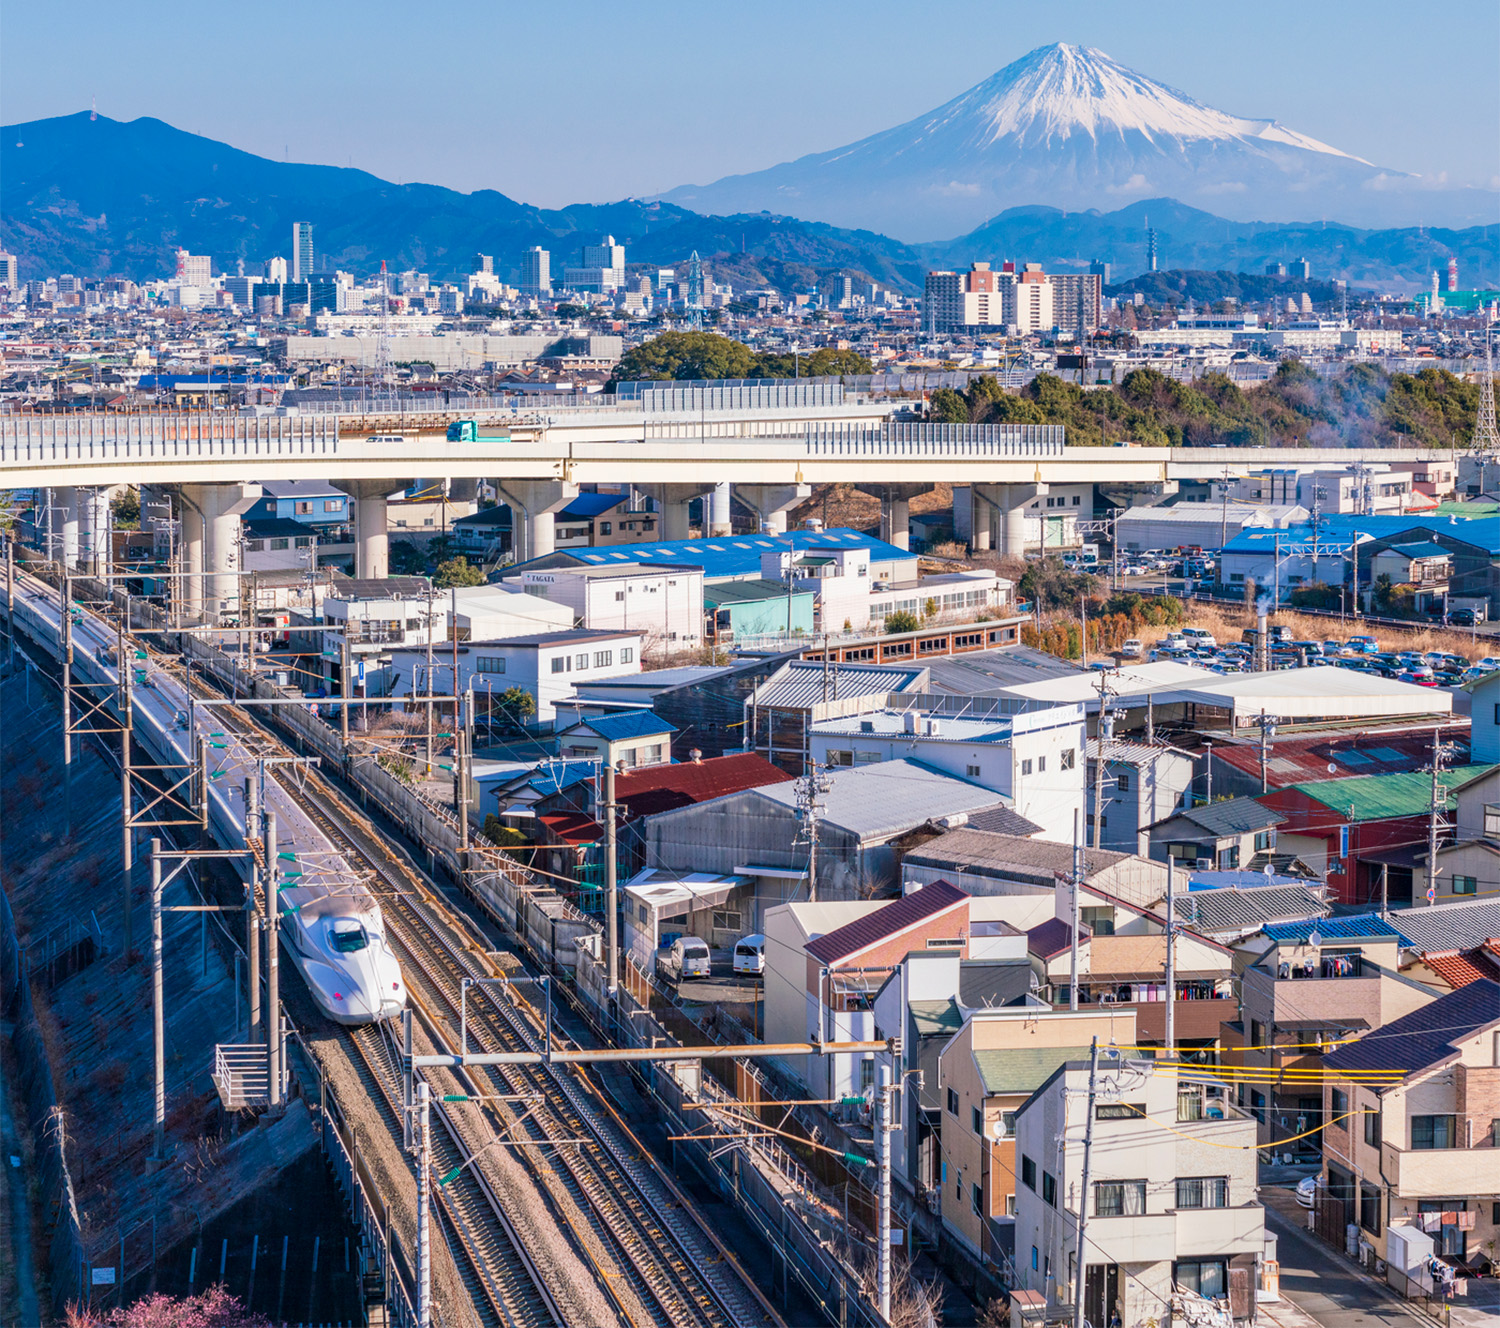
[66,1285,270,1328]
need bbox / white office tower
[265,256,288,283]
[174,248,212,289]
[521,246,551,295]
[292,222,314,282]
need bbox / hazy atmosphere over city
[2,4,1500,1328]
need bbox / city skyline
[3,0,1497,214]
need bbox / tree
[388,541,428,576]
[67,1287,269,1327]
[608,331,759,386]
[928,388,970,424]
[884,609,920,634]
[491,685,537,733]
[111,486,141,530]
[433,556,483,589]
[799,347,874,377]
[1018,558,1101,612]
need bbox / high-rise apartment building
[582,236,625,271]
[925,260,1098,334]
[564,236,626,293]
[292,223,314,282]
[521,246,551,295]
[1047,271,1102,335]
[174,248,212,289]
[474,253,493,274]
[0,252,17,291]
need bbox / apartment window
[1359,1183,1382,1236]
[1363,1109,1381,1148]
[1254,830,1273,851]
[1038,756,1046,772]
[1452,874,1477,895]
[1178,1089,1204,1122]
[1097,1103,1143,1121]
[1081,907,1116,937]
[1031,1246,1039,1272]
[1021,759,1033,776]
[1042,1171,1057,1207]
[1218,845,1240,870]
[860,1059,875,1092]
[1330,1087,1348,1117]
[244,539,265,552]
[323,500,341,512]
[475,657,506,675]
[1167,842,1205,862]
[295,501,312,515]
[1116,772,1130,793]
[827,750,853,767]
[1176,1177,1228,1209]
[614,591,625,601]
[947,1088,959,1116]
[1249,1020,1264,1049]
[1484,804,1500,838]
[575,653,589,670]
[1002,1111,1017,1136]
[1005,1193,1017,1217]
[1021,1156,1036,1191]
[972,1183,983,1216]
[972,1105,983,1135]
[1249,1089,1265,1122]
[1095,1180,1146,1217]
[295,537,312,548]
[1073,495,1081,505]
[1174,1262,1227,1298]
[550,657,567,674]
[594,651,613,668]
[600,522,612,535]
[1061,748,1075,770]
[619,648,633,663]
[966,764,981,777]
[270,538,289,551]
[1412,1115,1457,1150]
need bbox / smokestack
[1255,593,1273,673]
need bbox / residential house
[705,579,816,642]
[1087,739,1196,855]
[1166,880,1329,947]
[450,506,513,559]
[500,561,705,649]
[240,517,316,573]
[386,629,641,725]
[555,712,675,770]
[251,478,351,533]
[903,830,1169,909]
[1262,765,1497,907]
[1369,542,1453,614]
[1146,799,1287,874]
[936,1009,1133,1271]
[1470,672,1500,764]
[621,868,754,963]
[645,758,1011,904]
[810,704,1086,844]
[1322,981,1500,1278]
[1420,761,1500,904]
[1012,1059,1265,1327]
[1231,914,1437,1152]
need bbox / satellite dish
[1308,928,1324,948]
[1328,763,1338,774]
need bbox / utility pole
[1204,740,1213,806]
[61,574,73,827]
[5,535,15,673]
[150,838,165,1160]
[796,762,832,901]
[1164,860,1176,1057]
[877,1058,892,1324]
[265,809,281,1107]
[1069,810,1083,1012]
[119,609,135,959]
[414,1079,432,1328]
[424,581,436,777]
[340,634,351,748]
[604,761,619,1000]
[1259,710,1273,794]
[245,777,261,1042]
[1071,1037,1101,1328]
[1218,466,1232,557]
[1427,724,1451,906]
[1079,594,1088,670]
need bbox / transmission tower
[375,259,392,390]
[1475,334,1498,454]
[686,250,704,330]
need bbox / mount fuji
[664,44,1488,240]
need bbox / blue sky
[5,0,1497,208]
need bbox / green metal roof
[973,1045,1094,1096]
[703,578,813,606]
[910,999,963,1036]
[1288,764,1498,821]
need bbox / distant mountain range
[2,111,1493,295]
[665,43,1497,239]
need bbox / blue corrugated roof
[1224,513,1500,557]
[561,527,917,579]
[560,492,628,519]
[565,711,676,741]
[1262,913,1411,944]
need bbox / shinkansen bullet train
[278,885,406,1024]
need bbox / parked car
[1398,670,1438,687]
[1120,639,1144,659]
[657,936,712,983]
[1450,608,1480,627]
[1296,1175,1319,1209]
[1346,635,1378,654]
[1182,627,1218,648]
[1322,640,1344,656]
[732,934,766,976]
[1433,670,1466,687]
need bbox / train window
[330,922,369,953]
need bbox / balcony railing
[1383,1142,1500,1198]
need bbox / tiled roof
[1422,948,1500,990]
[1262,914,1409,945]
[806,880,968,965]
[1394,900,1500,954]
[1178,799,1285,837]
[906,831,1128,882]
[1287,765,1497,822]
[974,1046,1094,1096]
[961,807,1046,838]
[1027,917,1087,961]
[1325,979,1500,1076]
[537,812,601,844]
[566,711,676,742]
[1174,884,1329,934]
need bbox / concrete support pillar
[179,497,205,620]
[78,487,112,575]
[180,482,262,622]
[861,484,931,552]
[709,482,732,537]
[332,480,409,581]
[737,483,811,535]
[971,483,1044,557]
[646,484,712,542]
[59,487,81,568]
[497,480,579,564]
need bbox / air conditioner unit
[1196,858,1214,871]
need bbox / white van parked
[657,936,712,982]
[1181,627,1218,648]
[732,934,766,976]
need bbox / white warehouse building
[510,562,705,649]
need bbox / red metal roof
[616,753,792,819]
[537,812,602,845]
[1422,946,1500,990]
[1214,725,1469,786]
[806,880,969,966]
